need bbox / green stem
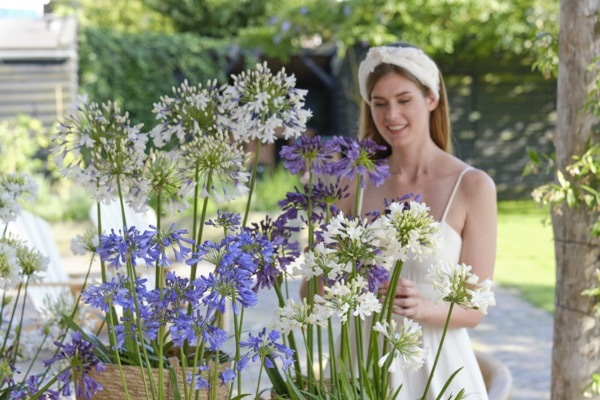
[106,306,133,400]
[377,259,404,391]
[1,282,22,356]
[421,302,455,400]
[154,192,162,290]
[273,282,303,387]
[191,170,212,282]
[354,176,363,217]
[242,141,262,228]
[353,314,366,399]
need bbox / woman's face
[369,72,438,149]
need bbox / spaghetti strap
[441,167,474,222]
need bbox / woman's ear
[426,93,439,111]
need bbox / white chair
[476,351,513,400]
[88,200,157,235]
[0,210,85,316]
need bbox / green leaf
[435,366,464,400]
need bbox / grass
[495,200,556,313]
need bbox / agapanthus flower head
[0,172,38,223]
[52,95,149,207]
[151,79,225,150]
[274,297,328,335]
[329,136,390,188]
[179,130,250,203]
[425,261,496,314]
[373,318,425,372]
[246,214,301,276]
[222,61,312,144]
[0,241,20,290]
[371,200,440,263]
[43,331,105,400]
[279,133,337,175]
[169,310,228,350]
[144,224,195,267]
[314,276,381,323]
[11,240,48,282]
[81,274,133,313]
[238,328,295,370]
[71,229,100,256]
[206,210,242,233]
[319,212,393,279]
[141,149,189,214]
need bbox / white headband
[358,46,440,104]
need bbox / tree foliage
[140,0,277,38]
[236,0,558,67]
[79,28,230,128]
[51,0,175,33]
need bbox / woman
[337,43,498,399]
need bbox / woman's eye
[398,99,410,104]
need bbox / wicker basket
[81,358,231,400]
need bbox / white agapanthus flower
[274,297,329,335]
[373,318,425,372]
[223,61,311,144]
[52,96,149,208]
[150,79,225,149]
[179,130,250,203]
[0,241,20,289]
[70,229,100,256]
[371,200,441,263]
[314,276,380,323]
[0,172,38,223]
[425,261,496,314]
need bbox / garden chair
[88,200,157,235]
[0,210,86,319]
[476,351,513,400]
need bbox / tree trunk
[551,1,600,399]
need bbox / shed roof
[0,14,77,60]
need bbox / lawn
[495,200,556,313]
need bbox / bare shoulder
[458,167,497,220]
[461,167,496,198]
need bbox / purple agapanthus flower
[169,309,227,350]
[247,215,301,273]
[43,332,105,400]
[279,133,337,175]
[205,210,242,233]
[81,274,133,313]
[238,328,295,371]
[96,226,153,268]
[187,365,209,391]
[329,136,390,188]
[9,374,60,400]
[143,224,195,267]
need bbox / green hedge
[79,27,232,128]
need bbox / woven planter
[81,358,230,400]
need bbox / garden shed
[0,14,78,128]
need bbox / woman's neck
[388,142,443,180]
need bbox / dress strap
[441,167,474,222]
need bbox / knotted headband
[358,45,440,104]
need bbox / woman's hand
[379,278,430,320]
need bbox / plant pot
[80,358,230,400]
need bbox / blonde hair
[358,63,452,159]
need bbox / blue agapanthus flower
[43,332,105,400]
[205,210,242,233]
[81,274,133,313]
[238,328,295,371]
